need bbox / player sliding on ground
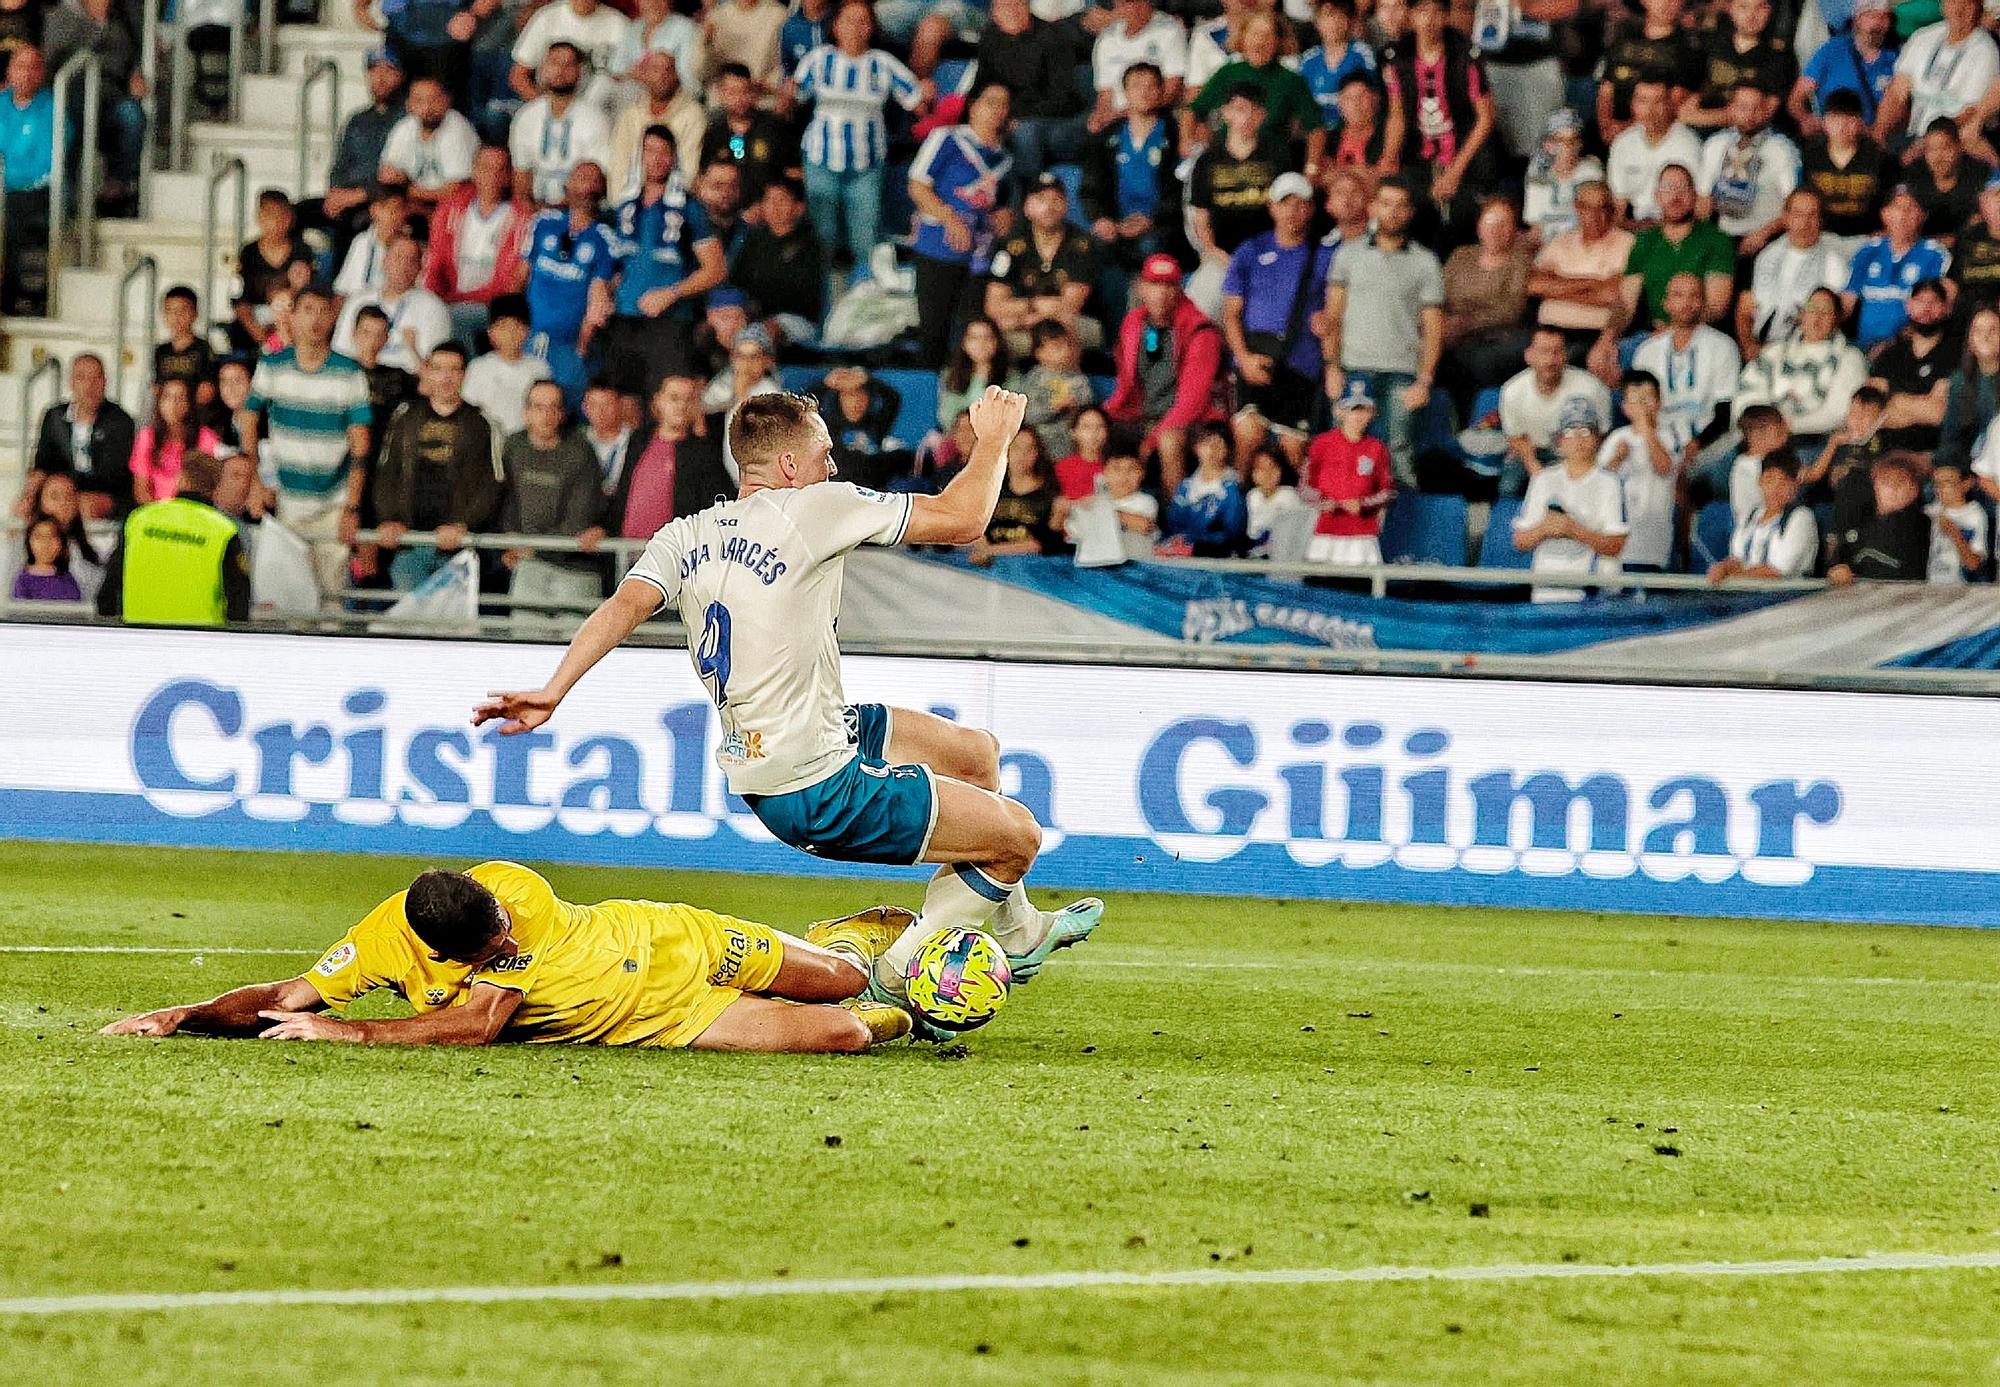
[102,862,920,1052]
[473,386,1101,1027]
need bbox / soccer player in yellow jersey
[102,861,914,1052]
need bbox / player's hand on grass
[473,688,562,734]
[968,385,1027,443]
[100,1006,191,1037]
[257,1010,360,1042]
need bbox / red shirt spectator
[1104,254,1224,492]
[1306,386,1394,540]
[425,152,533,307]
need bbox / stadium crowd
[12,0,2000,617]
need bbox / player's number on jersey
[696,602,732,705]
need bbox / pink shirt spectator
[619,436,678,538]
[129,425,224,500]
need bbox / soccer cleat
[1005,897,1105,984]
[841,999,914,1046]
[807,906,918,975]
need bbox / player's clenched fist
[968,385,1027,442]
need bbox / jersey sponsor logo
[314,942,357,976]
[486,952,534,972]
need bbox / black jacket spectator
[731,217,827,325]
[973,15,1084,122]
[700,108,792,200]
[1080,118,1185,260]
[610,418,734,530]
[34,396,137,514]
[813,372,909,490]
[373,399,504,532]
[1834,503,1930,579]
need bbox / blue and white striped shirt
[795,45,923,173]
[245,349,373,499]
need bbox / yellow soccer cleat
[841,998,914,1046]
[806,906,917,970]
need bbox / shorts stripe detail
[952,862,1012,903]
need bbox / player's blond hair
[727,392,822,478]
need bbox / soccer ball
[903,927,1012,1031]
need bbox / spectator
[426,144,532,346]
[25,471,106,596]
[581,379,634,495]
[1164,423,1250,556]
[700,0,786,95]
[1613,164,1735,358]
[1512,396,1628,600]
[1063,450,1160,559]
[511,43,615,206]
[1827,452,1930,582]
[240,285,374,606]
[979,0,1087,191]
[1868,277,1959,454]
[522,159,619,405]
[1632,271,1741,473]
[154,285,219,406]
[334,187,412,301]
[1054,404,1112,498]
[501,379,608,632]
[1222,173,1333,458]
[333,236,454,371]
[699,322,782,414]
[1007,320,1095,462]
[733,177,827,344]
[609,52,704,198]
[937,317,1011,434]
[1185,0,1262,94]
[1441,195,1535,406]
[462,296,549,436]
[1734,286,1869,442]
[1473,0,1568,164]
[42,0,146,213]
[27,354,136,519]
[348,307,419,524]
[1876,0,1995,151]
[1927,458,1989,582]
[775,0,828,82]
[1189,12,1317,152]
[973,429,1065,561]
[694,159,749,260]
[1596,0,1702,141]
[1303,380,1392,563]
[1105,253,1224,492]
[1326,68,1389,169]
[613,0,704,96]
[11,517,83,604]
[96,451,251,625]
[610,373,733,538]
[694,284,751,377]
[909,81,1016,364]
[0,0,40,69]
[603,125,727,398]
[360,0,475,97]
[1951,171,2000,311]
[380,76,481,216]
[700,61,791,200]
[1079,62,1181,311]
[1523,109,1603,242]
[232,190,316,357]
[1936,305,2000,472]
[0,45,53,316]
[1906,118,1989,245]
[1606,79,1702,226]
[1724,403,1791,522]
[813,366,909,488]
[1740,188,1849,353]
[1800,384,1887,526]
[511,0,631,117]
[1317,164,1374,254]
[1381,0,1495,242]
[1843,185,1951,350]
[1597,368,1679,571]
[1089,0,1187,129]
[130,380,224,506]
[1685,0,1792,132]
[1798,88,1890,240]
[1188,86,1289,276]
[372,343,503,590]
[1711,452,1816,580]
[1322,178,1443,489]
[208,355,254,452]
[1789,0,1896,135]
[1299,0,1377,152]
[1244,447,1308,557]
[1499,326,1614,495]
[310,50,407,260]
[1695,82,1800,255]
[987,174,1101,355]
[1530,180,1634,363]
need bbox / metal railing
[16,357,63,472]
[48,50,102,279]
[296,58,342,195]
[201,155,248,345]
[112,254,161,405]
[259,0,278,78]
[137,0,159,217]
[1175,556,1831,599]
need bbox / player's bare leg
[885,709,1001,790]
[760,934,872,1001]
[689,994,905,1052]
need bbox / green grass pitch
[4,840,2000,1384]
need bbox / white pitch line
[3,1251,1999,1318]
[0,946,312,955]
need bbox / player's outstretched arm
[257,982,522,1045]
[473,579,662,734]
[101,976,326,1038]
[902,386,1027,546]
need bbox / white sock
[879,864,1014,982]
[989,881,1053,956]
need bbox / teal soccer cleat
[1005,897,1105,984]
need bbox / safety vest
[120,497,238,627]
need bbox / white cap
[1267,172,1314,205]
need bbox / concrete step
[278,26,373,85]
[239,69,368,130]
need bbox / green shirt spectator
[1190,16,1318,146]
[1626,219,1735,328]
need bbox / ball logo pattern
[903,928,1011,1031]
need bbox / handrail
[226,0,247,120]
[16,357,63,476]
[259,0,277,76]
[296,58,342,194]
[48,50,103,276]
[1170,555,1830,597]
[112,254,161,405]
[201,156,248,349]
[138,0,159,217]
[168,0,244,169]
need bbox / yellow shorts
[636,907,789,1049]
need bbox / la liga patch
[314,942,357,977]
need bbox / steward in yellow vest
[97,450,251,626]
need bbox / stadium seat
[1478,496,1532,569]
[1378,493,1468,566]
[1690,501,1735,572]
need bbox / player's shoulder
[467,860,552,897]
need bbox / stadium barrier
[3,621,1997,929]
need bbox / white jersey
[1928,499,1989,583]
[1597,423,1679,569]
[1606,123,1703,223]
[1729,503,1818,576]
[626,482,915,796]
[1895,22,2000,134]
[1631,325,1740,448]
[1513,463,1628,602]
[1695,127,1799,240]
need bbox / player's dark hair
[1031,318,1076,349]
[1316,0,1356,15]
[643,123,678,155]
[546,40,584,64]
[406,870,506,961]
[1927,116,1961,139]
[728,391,823,473]
[257,187,292,211]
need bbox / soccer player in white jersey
[474,387,1102,1023]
